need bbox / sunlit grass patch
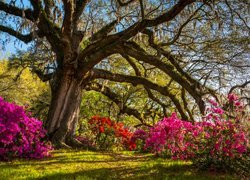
[0,150,237,180]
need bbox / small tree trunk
[45,69,82,148]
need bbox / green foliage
[80,91,118,119]
[0,60,48,106]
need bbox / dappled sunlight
[0,150,236,180]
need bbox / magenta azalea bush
[145,113,197,159]
[130,129,148,152]
[132,94,249,173]
[0,97,52,160]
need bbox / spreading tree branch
[32,68,53,82]
[73,0,91,25]
[116,41,206,114]
[229,81,250,94]
[0,1,35,21]
[62,0,74,37]
[0,25,35,43]
[90,68,189,120]
[85,82,151,126]
[43,0,54,19]
[79,0,197,73]
[116,0,137,6]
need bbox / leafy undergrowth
[0,150,237,180]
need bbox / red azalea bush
[134,94,249,173]
[87,116,135,150]
[0,97,52,160]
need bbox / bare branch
[116,0,137,6]
[114,0,195,41]
[44,0,54,19]
[229,81,250,94]
[62,0,74,37]
[0,25,34,43]
[159,4,204,46]
[225,0,250,30]
[90,19,119,42]
[117,41,206,114]
[120,53,141,76]
[0,1,35,21]
[139,0,144,19]
[73,0,91,25]
[32,68,53,82]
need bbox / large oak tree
[0,0,249,147]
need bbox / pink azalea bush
[0,97,52,160]
[135,94,249,173]
[145,113,198,159]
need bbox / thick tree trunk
[45,69,82,147]
[65,96,83,147]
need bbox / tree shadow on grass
[0,151,235,180]
[0,151,156,167]
[38,164,199,180]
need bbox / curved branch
[0,1,35,21]
[139,0,144,19]
[62,0,74,37]
[85,82,150,126]
[114,0,195,41]
[181,88,194,121]
[116,0,137,6]
[0,25,34,43]
[44,0,54,19]
[117,41,206,114]
[73,0,91,25]
[159,4,204,46]
[90,19,119,42]
[229,81,250,94]
[145,88,170,117]
[90,68,189,120]
[79,0,197,73]
[121,53,141,76]
[121,53,170,117]
[32,68,53,82]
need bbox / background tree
[0,0,249,147]
[0,59,48,106]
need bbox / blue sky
[0,39,30,59]
[0,0,31,60]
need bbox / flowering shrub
[129,129,148,152]
[145,113,197,159]
[0,97,52,160]
[76,136,96,150]
[196,94,249,173]
[138,94,249,173]
[88,116,135,150]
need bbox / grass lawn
[0,150,237,180]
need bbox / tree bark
[45,68,82,147]
[65,94,83,147]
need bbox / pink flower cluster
[142,94,248,162]
[145,113,197,159]
[0,97,52,160]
